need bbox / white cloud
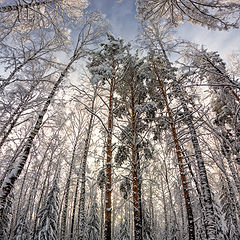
[176,23,240,60]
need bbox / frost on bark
[86,200,100,240]
[166,60,218,239]
[181,46,240,238]
[173,80,217,239]
[12,209,31,240]
[162,60,218,239]
[70,174,79,240]
[114,55,152,240]
[219,174,240,239]
[32,145,58,240]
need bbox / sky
[87,0,240,61]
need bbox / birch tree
[0,12,108,238]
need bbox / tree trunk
[14,158,31,228]
[163,157,179,235]
[104,76,115,240]
[70,173,80,240]
[130,73,143,240]
[61,137,78,240]
[0,139,25,188]
[78,89,96,240]
[160,175,168,240]
[32,150,56,239]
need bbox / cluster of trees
[0,0,240,239]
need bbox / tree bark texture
[130,73,143,240]
[104,77,115,240]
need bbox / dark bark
[70,174,80,240]
[130,73,143,240]
[104,76,115,240]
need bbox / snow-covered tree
[12,209,31,240]
[115,219,130,240]
[0,12,108,229]
[85,200,100,240]
[88,33,129,240]
[137,0,240,30]
[142,208,153,240]
[36,176,59,240]
[0,192,13,240]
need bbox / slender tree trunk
[130,73,143,240]
[99,144,106,240]
[160,176,168,240]
[152,61,195,240]
[225,155,240,195]
[32,152,55,239]
[61,137,79,240]
[216,156,240,234]
[163,157,179,233]
[28,131,64,227]
[112,194,115,239]
[100,187,104,240]
[70,173,80,240]
[0,139,25,188]
[104,76,115,240]
[149,183,155,237]
[14,159,31,226]
[182,147,209,239]
[78,90,96,240]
